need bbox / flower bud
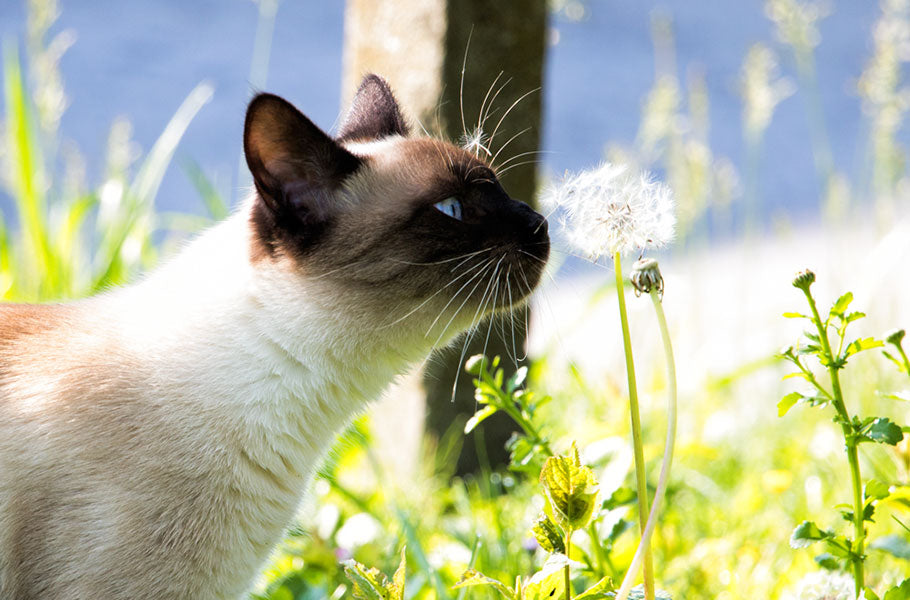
[792,269,815,292]
[464,354,487,375]
[631,257,664,297]
[886,328,906,347]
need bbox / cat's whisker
[487,86,540,150]
[459,26,474,143]
[496,159,544,177]
[480,77,513,133]
[490,127,531,170]
[505,267,521,364]
[386,246,494,267]
[474,71,505,141]
[426,256,497,341]
[434,254,503,348]
[496,150,551,171]
[378,256,492,329]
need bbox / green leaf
[607,585,673,599]
[864,589,882,600]
[464,406,498,434]
[778,392,802,417]
[539,442,600,532]
[523,554,578,600]
[575,576,614,599]
[391,547,406,600]
[870,535,910,560]
[866,480,892,502]
[844,337,884,359]
[880,390,910,402]
[866,418,905,445]
[884,579,910,600]
[790,521,832,548]
[813,552,840,570]
[531,513,566,554]
[846,311,866,322]
[454,569,515,600]
[830,291,854,318]
[602,487,637,510]
[343,559,392,600]
[783,312,808,319]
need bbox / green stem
[802,288,864,597]
[565,531,573,600]
[616,289,678,600]
[613,252,655,600]
[897,345,910,376]
[588,522,610,577]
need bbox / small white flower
[545,162,675,258]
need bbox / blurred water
[0,1,884,228]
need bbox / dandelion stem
[615,288,677,600]
[613,251,655,600]
[801,287,864,597]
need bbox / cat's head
[243,74,548,346]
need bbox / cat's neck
[98,203,415,451]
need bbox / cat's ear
[337,74,409,142]
[244,93,361,227]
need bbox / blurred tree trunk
[343,0,547,474]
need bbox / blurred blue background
[0,1,886,227]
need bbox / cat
[0,74,548,599]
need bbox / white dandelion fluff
[784,571,856,600]
[545,162,676,258]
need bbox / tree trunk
[342,0,547,474]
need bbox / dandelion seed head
[460,126,492,157]
[785,571,855,600]
[545,162,675,259]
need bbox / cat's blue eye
[433,196,463,221]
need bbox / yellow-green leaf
[539,442,600,532]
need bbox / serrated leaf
[870,535,910,560]
[830,292,854,318]
[343,560,392,600]
[790,521,832,548]
[846,311,866,322]
[454,569,515,600]
[884,579,910,600]
[778,392,802,417]
[532,513,566,554]
[539,443,600,532]
[464,406,498,434]
[844,337,884,359]
[866,418,904,445]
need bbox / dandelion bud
[885,328,906,347]
[630,257,664,297]
[792,269,816,292]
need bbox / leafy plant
[779,269,910,598]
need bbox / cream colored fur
[0,199,452,599]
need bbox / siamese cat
[0,74,548,599]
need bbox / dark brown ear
[337,74,409,142]
[244,93,361,228]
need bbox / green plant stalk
[802,288,864,596]
[565,531,572,600]
[613,251,655,600]
[615,289,677,600]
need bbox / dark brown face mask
[242,73,549,332]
